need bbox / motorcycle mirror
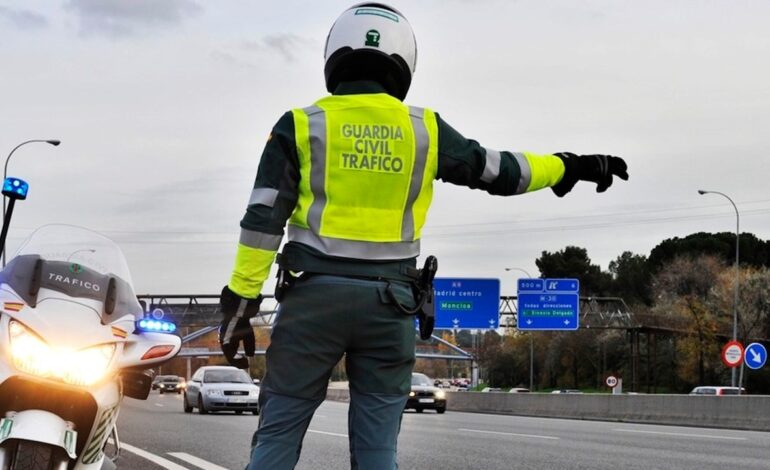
[121,370,153,400]
[27,258,43,308]
[105,277,117,315]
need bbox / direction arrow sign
[721,341,744,368]
[744,342,768,370]
[517,278,579,331]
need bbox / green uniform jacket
[229,81,566,298]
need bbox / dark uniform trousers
[247,274,417,470]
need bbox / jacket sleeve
[228,112,299,298]
[435,113,565,195]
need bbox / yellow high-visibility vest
[289,93,438,260]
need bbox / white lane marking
[168,452,229,470]
[313,414,328,418]
[612,428,747,441]
[119,442,191,470]
[155,403,165,407]
[458,428,560,440]
[307,429,348,438]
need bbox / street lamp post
[506,267,536,391]
[698,189,740,388]
[3,139,60,266]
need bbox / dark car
[405,373,446,413]
[155,375,186,394]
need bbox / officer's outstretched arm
[434,114,627,197]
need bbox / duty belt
[274,246,438,340]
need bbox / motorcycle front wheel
[8,440,67,470]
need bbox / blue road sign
[745,343,768,370]
[434,278,500,330]
[517,278,579,331]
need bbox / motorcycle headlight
[9,320,115,387]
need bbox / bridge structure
[137,294,718,391]
[137,294,473,357]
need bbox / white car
[689,386,745,396]
[183,366,260,414]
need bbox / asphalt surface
[114,391,770,469]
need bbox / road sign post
[517,278,579,331]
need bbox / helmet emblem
[365,29,380,47]
[70,263,83,274]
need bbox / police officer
[219,3,629,469]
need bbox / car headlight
[9,320,115,387]
[409,391,415,397]
[249,389,259,397]
[206,389,223,397]
[435,390,446,399]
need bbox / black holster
[386,255,438,340]
[274,266,296,303]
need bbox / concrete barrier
[325,388,770,431]
[326,388,350,403]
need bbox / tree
[536,246,612,296]
[649,232,770,272]
[712,267,770,344]
[609,251,653,306]
[651,255,726,386]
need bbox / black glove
[219,285,262,369]
[551,152,629,197]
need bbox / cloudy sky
[2,0,769,296]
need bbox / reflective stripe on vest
[288,94,438,260]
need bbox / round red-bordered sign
[605,375,618,388]
[721,340,744,368]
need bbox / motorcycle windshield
[2,224,143,320]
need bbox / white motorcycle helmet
[324,3,417,100]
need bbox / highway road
[114,391,770,469]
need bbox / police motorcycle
[0,225,181,469]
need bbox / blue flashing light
[2,177,29,200]
[136,318,177,334]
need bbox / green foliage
[478,233,770,395]
[648,232,770,271]
[609,251,653,306]
[536,246,612,296]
